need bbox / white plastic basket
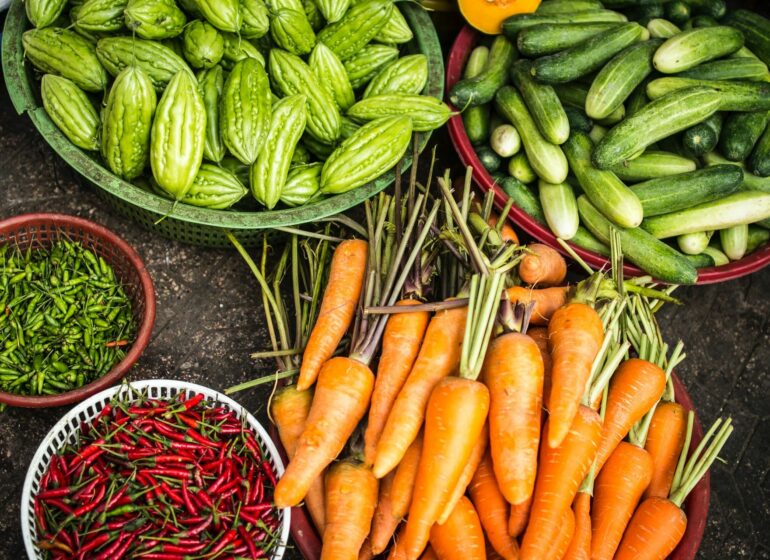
[21,379,291,559]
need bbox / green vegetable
[646,77,770,112]
[309,42,356,112]
[197,66,226,163]
[26,0,68,28]
[677,231,711,255]
[41,74,100,151]
[221,58,272,165]
[553,82,626,125]
[684,252,715,268]
[609,150,696,182]
[510,60,569,145]
[536,0,604,15]
[719,111,770,162]
[720,224,749,260]
[221,32,265,69]
[749,120,770,177]
[516,22,622,57]
[183,20,225,69]
[344,45,400,90]
[124,0,187,39]
[702,245,729,266]
[315,0,350,23]
[476,146,503,173]
[490,124,521,158]
[653,27,744,74]
[646,18,681,39]
[270,8,316,56]
[508,152,537,184]
[747,225,770,253]
[685,0,726,19]
[240,0,270,38]
[364,55,429,98]
[376,6,414,44]
[723,9,770,67]
[564,106,593,133]
[183,164,248,208]
[540,180,579,239]
[96,36,191,92]
[197,0,241,32]
[348,94,454,132]
[494,174,546,224]
[449,36,517,109]
[502,10,629,37]
[460,46,491,146]
[682,113,722,157]
[663,1,690,26]
[74,0,128,33]
[678,58,769,81]
[281,163,323,207]
[317,0,393,60]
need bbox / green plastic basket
[2,0,444,247]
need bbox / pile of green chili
[0,239,136,398]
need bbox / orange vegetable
[644,402,688,499]
[391,433,423,519]
[519,244,567,287]
[487,212,520,245]
[545,506,575,560]
[458,0,542,35]
[614,497,687,560]
[547,303,604,448]
[438,423,488,524]
[421,547,439,560]
[373,305,468,479]
[371,471,401,555]
[274,357,374,507]
[321,460,379,560]
[527,327,552,410]
[429,496,486,560]
[507,495,532,538]
[506,286,568,326]
[388,526,408,560]
[563,491,591,560]
[298,239,368,391]
[359,538,374,560]
[364,300,430,465]
[469,452,519,560]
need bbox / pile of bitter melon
[22,0,452,210]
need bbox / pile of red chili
[33,390,283,559]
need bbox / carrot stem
[438,171,488,275]
[670,411,695,494]
[224,369,299,394]
[556,237,594,276]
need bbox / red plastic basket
[0,213,156,408]
[446,24,770,285]
[277,372,709,560]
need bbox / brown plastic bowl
[0,213,156,408]
[446,24,770,285]
[276,372,709,560]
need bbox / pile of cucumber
[451,0,770,284]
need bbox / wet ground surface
[2,8,770,558]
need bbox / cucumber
[647,18,681,39]
[494,174,546,223]
[626,81,650,117]
[609,150,696,182]
[684,253,716,268]
[748,121,770,177]
[593,86,721,169]
[540,180,579,239]
[462,46,491,146]
[564,106,593,133]
[510,60,569,145]
[502,10,629,38]
[571,225,611,256]
[720,111,770,162]
[589,124,608,144]
[564,131,643,228]
[720,223,749,260]
[682,113,722,157]
[494,86,569,184]
[702,245,729,266]
[585,39,663,121]
[552,83,626,124]
[450,36,517,109]
[653,27,744,74]
[625,4,664,26]
[531,23,646,84]
[646,78,770,112]
[490,124,521,158]
[508,152,537,184]
[476,145,503,173]
[677,231,712,254]
[577,195,698,284]
[685,0,725,18]
[516,23,622,57]
[689,15,719,28]
[678,58,769,81]
[747,225,770,253]
[702,151,770,192]
[664,1,689,26]
[536,0,605,15]
[641,190,770,238]
[723,10,770,68]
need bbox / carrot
[590,442,654,560]
[298,239,368,391]
[270,385,326,532]
[563,491,591,560]
[519,244,567,287]
[403,377,490,559]
[488,212,520,244]
[506,286,568,326]
[527,327,551,410]
[388,525,408,560]
[594,358,666,472]
[371,471,400,555]
[359,538,374,560]
[520,405,602,560]
[391,433,423,519]
[365,300,431,465]
[546,302,604,448]
[545,506,575,560]
[373,304,468,479]
[469,452,519,560]
[482,332,544,506]
[274,357,374,507]
[421,547,439,560]
[321,460,379,560]
[644,402,687,499]
[507,495,532,538]
[438,423,489,524]
[429,496,486,560]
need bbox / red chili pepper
[176,414,199,430]
[181,479,198,517]
[161,542,208,554]
[185,428,219,448]
[160,482,185,506]
[90,532,126,560]
[168,441,206,452]
[37,486,74,500]
[261,461,277,487]
[132,554,185,559]
[181,393,205,411]
[179,516,212,535]
[208,528,238,556]
[242,503,272,514]
[127,448,161,460]
[34,500,47,534]
[194,489,214,509]
[140,468,191,479]
[71,483,106,518]
[73,476,102,500]
[95,403,113,422]
[46,499,74,515]
[238,525,260,560]
[77,531,111,555]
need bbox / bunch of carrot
[231,160,732,560]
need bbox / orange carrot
[644,402,687,499]
[506,286,568,326]
[520,405,602,559]
[594,359,666,472]
[403,377,490,559]
[469,452,519,560]
[591,442,654,560]
[298,239,368,391]
[388,525,408,560]
[544,507,575,560]
[614,497,687,560]
[365,300,431,465]
[270,385,326,532]
[391,433,423,519]
[488,213,520,245]
[371,471,400,555]
[519,244,567,287]
[438,423,489,524]
[528,327,552,411]
[421,546,439,560]
[482,332,544,506]
[359,538,374,560]
[429,496,486,560]
[563,491,591,560]
[321,460,379,560]
[274,357,374,507]
[373,305,468,479]
[507,495,532,538]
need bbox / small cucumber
[516,23,622,57]
[564,131,643,228]
[685,0,726,18]
[684,252,716,268]
[553,82,626,124]
[720,224,749,260]
[682,117,719,157]
[647,78,770,112]
[510,60,570,145]
[490,124,521,158]
[653,27,744,74]
[689,15,719,28]
[564,106,593,133]
[450,36,517,109]
[609,150,696,182]
[502,10,629,38]
[647,18,681,39]
[585,39,663,121]
[593,86,721,169]
[641,190,770,238]
[476,145,503,173]
[664,1,690,26]
[571,225,611,256]
[626,80,650,117]
[747,225,770,253]
[462,46,491,146]
[677,231,712,255]
[494,86,569,184]
[748,121,770,177]
[577,195,698,284]
[531,23,646,84]
[536,0,605,15]
[589,124,608,144]
[702,245,729,266]
[678,58,770,81]
[494,174,546,224]
[508,152,538,184]
[720,111,770,162]
[702,152,770,193]
[723,10,770,68]
[539,180,579,239]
